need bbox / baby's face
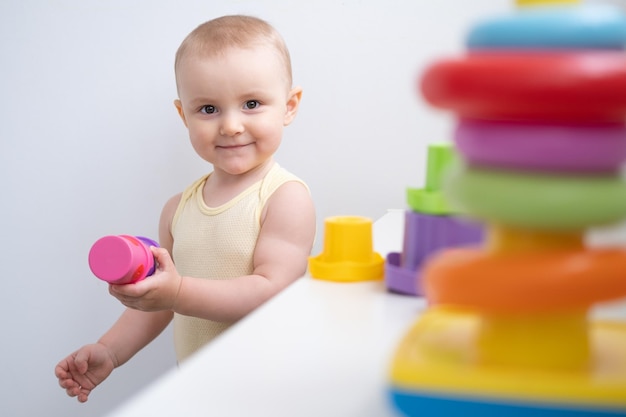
[175,45,296,177]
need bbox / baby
[56,15,316,403]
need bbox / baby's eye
[244,100,260,110]
[200,105,217,114]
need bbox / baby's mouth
[218,143,251,149]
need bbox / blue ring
[389,388,626,417]
[466,5,626,50]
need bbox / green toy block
[407,143,457,215]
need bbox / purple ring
[136,236,160,276]
[455,119,626,172]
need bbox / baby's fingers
[56,363,79,392]
[59,377,91,402]
[151,246,173,269]
[58,378,81,398]
[77,387,91,403]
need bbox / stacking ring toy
[421,52,626,122]
[444,163,626,230]
[88,235,159,284]
[422,247,626,312]
[389,307,626,416]
[467,4,626,50]
[455,119,626,172]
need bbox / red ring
[420,52,626,123]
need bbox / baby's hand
[55,343,116,403]
[109,247,182,312]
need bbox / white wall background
[2,0,625,416]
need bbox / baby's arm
[98,308,173,367]
[55,308,172,402]
[174,181,316,321]
[56,204,177,402]
[110,181,315,322]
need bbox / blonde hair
[175,15,293,89]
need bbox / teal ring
[467,5,626,50]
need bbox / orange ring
[423,247,626,312]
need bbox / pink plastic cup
[88,235,159,284]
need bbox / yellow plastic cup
[309,216,384,282]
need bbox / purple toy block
[385,211,483,296]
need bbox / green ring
[444,163,626,230]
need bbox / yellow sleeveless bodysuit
[170,163,308,362]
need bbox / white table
[107,210,626,417]
[108,210,426,417]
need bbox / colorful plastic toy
[88,235,159,284]
[467,4,626,50]
[406,143,457,215]
[389,1,626,416]
[385,144,482,296]
[308,216,383,282]
[444,162,626,229]
[390,307,626,416]
[455,119,626,172]
[423,244,626,311]
[420,52,626,122]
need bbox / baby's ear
[283,86,302,126]
[174,99,188,127]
